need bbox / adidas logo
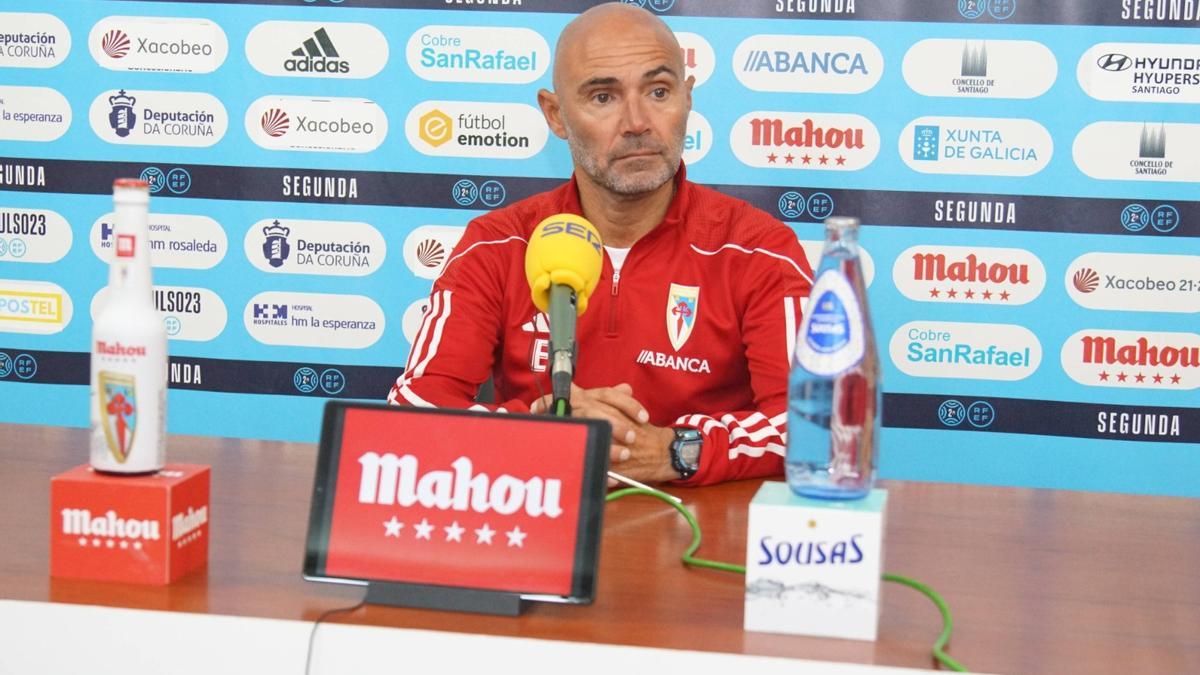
[284,27,350,74]
[521,313,550,334]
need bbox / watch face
[679,440,701,468]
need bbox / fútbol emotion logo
[900,116,1052,176]
[0,207,71,264]
[245,291,384,349]
[1078,43,1200,104]
[90,213,226,270]
[89,89,227,147]
[1066,252,1200,314]
[0,12,70,68]
[246,95,387,153]
[246,21,388,79]
[406,100,547,159]
[903,39,1057,99]
[245,218,385,277]
[89,16,227,74]
[733,34,883,94]
[0,85,71,142]
[890,320,1042,381]
[1073,121,1200,183]
[91,284,227,342]
[0,278,73,335]
[407,25,549,85]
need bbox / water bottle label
[794,270,865,376]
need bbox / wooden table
[2,422,1197,674]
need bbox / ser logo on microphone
[538,219,602,253]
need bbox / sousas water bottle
[785,216,881,499]
[89,179,167,474]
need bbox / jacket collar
[556,162,692,237]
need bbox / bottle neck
[108,201,154,301]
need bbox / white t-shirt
[605,246,631,273]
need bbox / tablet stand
[365,581,526,617]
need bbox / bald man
[389,3,814,486]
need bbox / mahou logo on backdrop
[675,32,714,87]
[1061,329,1199,390]
[89,16,228,73]
[892,245,1046,305]
[324,408,588,595]
[730,111,880,170]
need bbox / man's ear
[538,88,568,140]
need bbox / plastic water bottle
[786,216,880,499]
[89,179,168,474]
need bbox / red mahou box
[50,464,210,585]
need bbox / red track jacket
[389,168,814,485]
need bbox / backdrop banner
[1,0,1196,495]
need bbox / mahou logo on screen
[324,409,588,595]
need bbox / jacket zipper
[606,269,620,336]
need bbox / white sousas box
[744,482,887,641]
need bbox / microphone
[524,214,603,416]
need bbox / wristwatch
[669,427,703,479]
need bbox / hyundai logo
[1097,53,1132,72]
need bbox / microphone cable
[605,486,968,672]
[304,596,367,675]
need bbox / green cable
[606,487,967,672]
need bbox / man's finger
[589,384,650,425]
[610,445,632,463]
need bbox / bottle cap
[113,178,150,205]
[824,216,860,229]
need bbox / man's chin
[602,161,675,196]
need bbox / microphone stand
[547,284,577,417]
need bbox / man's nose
[620,95,651,136]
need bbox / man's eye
[651,87,668,99]
[593,92,611,104]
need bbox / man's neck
[575,171,677,249]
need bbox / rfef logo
[900,116,1052,176]
[245,95,388,153]
[89,16,227,73]
[407,25,548,85]
[1065,252,1200,313]
[730,111,880,170]
[892,245,1045,305]
[405,101,548,159]
[891,321,1041,381]
[903,39,1057,99]
[246,21,388,79]
[1061,329,1199,390]
[733,35,883,94]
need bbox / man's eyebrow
[578,76,619,92]
[643,64,679,80]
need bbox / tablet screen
[304,402,608,602]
